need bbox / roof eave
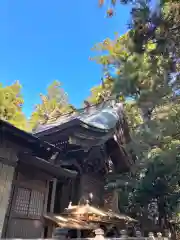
[19,152,77,178]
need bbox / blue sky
[0,0,130,117]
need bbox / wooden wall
[0,162,15,237]
[104,190,119,213]
[79,174,105,206]
[4,164,50,239]
[0,137,51,238]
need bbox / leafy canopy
[93,0,180,228]
[0,81,28,131]
[30,80,76,130]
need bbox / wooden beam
[50,178,57,213]
[43,180,50,215]
[18,153,77,178]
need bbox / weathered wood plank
[0,163,15,237]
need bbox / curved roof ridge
[34,100,124,134]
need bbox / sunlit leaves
[94,0,180,224]
[0,81,28,131]
[30,80,76,130]
[87,77,114,104]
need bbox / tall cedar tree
[92,0,180,231]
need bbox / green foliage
[96,0,180,229]
[0,81,28,131]
[87,76,114,105]
[124,101,143,131]
[29,80,76,130]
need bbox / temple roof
[33,100,135,172]
[34,100,124,135]
[0,119,77,178]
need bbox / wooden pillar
[47,178,57,238]
[42,180,50,238]
[50,178,57,213]
[43,180,50,214]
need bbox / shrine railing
[71,238,169,240]
[52,228,171,240]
